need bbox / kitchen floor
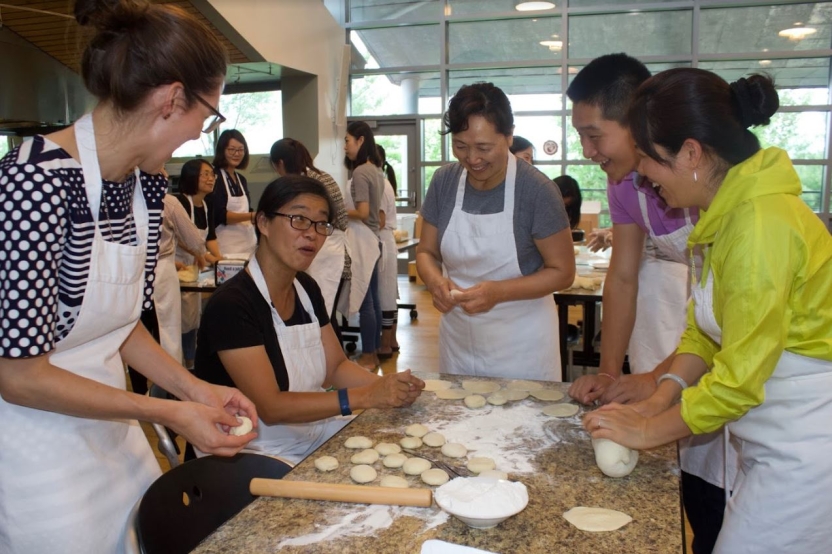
[139,276,693,552]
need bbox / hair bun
[74,0,147,29]
[729,74,779,128]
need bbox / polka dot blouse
[0,136,166,358]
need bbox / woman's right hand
[586,228,613,252]
[362,369,424,408]
[165,399,256,457]
[427,277,458,313]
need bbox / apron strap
[636,185,656,237]
[248,254,319,330]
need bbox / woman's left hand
[454,281,501,314]
[583,403,651,450]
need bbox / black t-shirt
[174,193,217,241]
[195,270,330,391]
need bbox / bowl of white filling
[434,476,528,529]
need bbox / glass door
[372,120,419,214]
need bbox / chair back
[136,453,291,554]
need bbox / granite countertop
[193,374,683,554]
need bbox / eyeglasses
[191,92,226,134]
[226,147,245,155]
[271,212,334,236]
[199,171,215,179]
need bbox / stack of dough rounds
[405,423,429,438]
[402,457,431,475]
[441,443,468,458]
[400,436,423,449]
[374,442,402,455]
[421,468,450,486]
[464,394,486,409]
[350,449,380,465]
[380,475,410,489]
[344,436,373,449]
[350,464,377,484]
[422,432,446,447]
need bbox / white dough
[423,379,453,392]
[383,453,408,468]
[350,464,377,484]
[449,289,464,299]
[478,469,509,480]
[440,443,468,458]
[350,448,380,465]
[374,442,402,455]
[380,475,410,489]
[313,455,339,472]
[229,416,253,436]
[506,380,544,391]
[344,436,373,449]
[504,389,530,401]
[542,403,580,418]
[400,436,423,449]
[464,394,487,409]
[530,389,565,402]
[435,388,471,400]
[402,457,432,475]
[461,380,502,394]
[421,468,450,486]
[487,392,508,406]
[466,457,497,474]
[563,507,633,532]
[592,438,639,478]
[405,423,430,437]
[422,432,446,447]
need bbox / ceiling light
[759,60,772,66]
[778,22,817,40]
[539,40,563,52]
[516,2,555,11]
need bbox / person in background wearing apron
[175,159,222,369]
[213,129,257,259]
[194,176,424,464]
[269,138,351,343]
[0,2,257,553]
[417,83,575,381]
[377,145,400,359]
[566,54,734,554]
[344,121,384,370]
[586,68,832,554]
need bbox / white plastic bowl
[434,477,529,529]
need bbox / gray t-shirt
[350,162,383,234]
[421,161,569,275]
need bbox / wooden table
[554,285,603,380]
[193,374,683,554]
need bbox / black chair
[135,453,292,554]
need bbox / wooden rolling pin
[250,478,433,507]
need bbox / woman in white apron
[193,175,424,464]
[416,83,575,381]
[213,129,257,259]
[585,69,832,553]
[0,5,256,549]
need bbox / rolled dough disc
[461,380,502,394]
[563,507,633,532]
[380,475,410,488]
[487,392,508,406]
[313,455,339,472]
[435,388,471,400]
[423,379,453,392]
[530,389,565,402]
[344,436,373,449]
[504,389,530,401]
[542,403,580,418]
[506,380,544,391]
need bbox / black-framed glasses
[192,92,226,134]
[272,212,334,236]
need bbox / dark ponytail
[270,138,321,176]
[376,144,398,191]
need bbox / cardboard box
[408,260,424,285]
[578,200,601,235]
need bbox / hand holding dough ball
[464,394,486,409]
[400,436,423,449]
[350,464,377,484]
[374,442,402,455]
[405,423,429,437]
[402,457,432,475]
[421,468,450,486]
[228,415,253,436]
[350,448,380,465]
[592,438,639,478]
[449,289,464,300]
[313,455,339,472]
[422,432,446,447]
[344,436,373,449]
[380,475,410,489]
[440,443,468,458]
[382,453,408,468]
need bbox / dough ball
[478,469,509,480]
[461,380,501,394]
[530,389,565,402]
[344,436,373,449]
[405,423,430,437]
[374,442,402,455]
[592,438,639,478]
[421,468,450,486]
[382,453,408,468]
[466,457,497,474]
[504,389,530,401]
[400,436,423,449]
[350,448,380,465]
[229,416,253,436]
[435,388,470,400]
[506,380,544,391]
[313,455,339,472]
[464,394,487,409]
[380,475,410,489]
[350,464,377,484]
[449,289,464,299]
[422,432,446,447]
[487,392,508,406]
[563,507,633,532]
[440,443,468,458]
[402,457,432,475]
[423,380,453,392]
[542,403,580,418]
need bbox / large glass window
[351,27,440,68]
[752,111,829,160]
[449,17,562,64]
[349,0,440,23]
[351,72,441,116]
[568,10,692,59]
[449,67,562,105]
[513,115,561,163]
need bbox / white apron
[438,154,560,380]
[176,195,209,333]
[154,254,183,363]
[692,273,832,553]
[245,255,351,464]
[378,228,399,312]
[0,114,161,553]
[306,228,346,316]
[341,178,380,317]
[215,169,256,259]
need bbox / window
[449,17,562,64]
[351,72,442,116]
[0,135,10,159]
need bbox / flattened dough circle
[506,380,544,391]
[461,380,502,394]
[402,457,432,475]
[530,389,565,402]
[383,453,408,468]
[563,507,633,532]
[423,379,453,392]
[440,443,468,458]
[313,455,339,472]
[374,442,402,455]
[350,464,377,484]
[421,468,450,486]
[542,403,580,418]
[405,423,429,437]
[466,457,496,474]
[435,388,471,400]
[400,436,423,449]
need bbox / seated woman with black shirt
[195,175,424,464]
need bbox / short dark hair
[443,82,514,137]
[554,175,583,230]
[179,159,213,195]
[255,175,335,241]
[213,129,250,170]
[75,0,227,113]
[270,137,320,175]
[344,121,379,169]
[566,53,651,124]
[628,69,778,171]
[510,136,534,155]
